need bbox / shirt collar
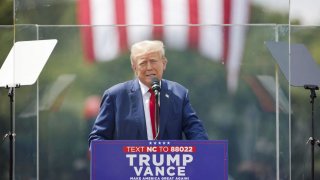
[138,79,162,95]
[138,80,150,95]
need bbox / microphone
[150,77,160,140]
[151,77,161,95]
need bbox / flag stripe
[226,0,250,91]
[223,0,231,63]
[198,0,223,61]
[126,0,152,46]
[115,0,128,51]
[163,0,188,50]
[152,0,163,40]
[91,0,120,61]
[77,0,95,62]
[188,0,199,49]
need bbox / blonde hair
[130,40,166,65]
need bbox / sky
[253,0,320,25]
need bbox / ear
[162,58,168,70]
[131,64,138,76]
[131,64,135,71]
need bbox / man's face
[132,51,167,88]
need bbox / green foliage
[15,1,76,24]
[0,0,13,25]
[250,5,289,24]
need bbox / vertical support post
[274,25,280,180]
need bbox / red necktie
[148,89,156,139]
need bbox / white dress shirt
[139,81,154,140]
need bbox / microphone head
[151,77,159,85]
[151,77,161,92]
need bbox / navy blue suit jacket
[89,79,208,143]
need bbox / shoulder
[103,79,136,96]
[162,79,188,96]
[163,79,187,90]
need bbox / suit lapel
[159,80,171,139]
[129,79,148,139]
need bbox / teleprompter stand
[3,84,20,180]
[0,39,57,180]
[304,85,320,180]
[266,41,320,180]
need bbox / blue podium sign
[91,140,228,180]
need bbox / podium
[91,140,228,180]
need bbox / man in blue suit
[89,40,208,144]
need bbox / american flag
[77,0,250,92]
